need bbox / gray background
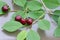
[0,0,60,40]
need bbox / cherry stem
[24,7,28,13]
[32,13,45,25]
[10,10,18,12]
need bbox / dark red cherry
[26,17,33,25]
[15,15,22,21]
[2,5,9,13]
[20,18,26,25]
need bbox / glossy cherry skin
[15,15,22,21]
[26,18,33,25]
[2,5,9,13]
[20,18,26,25]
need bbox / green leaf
[54,17,60,37]
[58,17,60,26]
[51,15,59,23]
[51,9,60,23]
[54,26,60,37]
[13,0,27,7]
[11,11,27,20]
[0,1,6,15]
[43,0,60,9]
[27,1,42,11]
[27,30,40,40]
[3,21,23,32]
[28,11,45,19]
[38,19,50,30]
[17,30,27,40]
[53,10,60,16]
[58,0,60,4]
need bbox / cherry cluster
[2,5,33,25]
[15,15,33,25]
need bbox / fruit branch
[40,0,53,15]
[10,0,53,30]
[40,0,47,12]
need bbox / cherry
[20,18,26,25]
[15,15,22,21]
[15,16,33,25]
[2,5,9,13]
[26,17,33,25]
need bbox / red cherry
[2,5,9,13]
[15,15,22,21]
[26,17,33,25]
[20,18,26,25]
